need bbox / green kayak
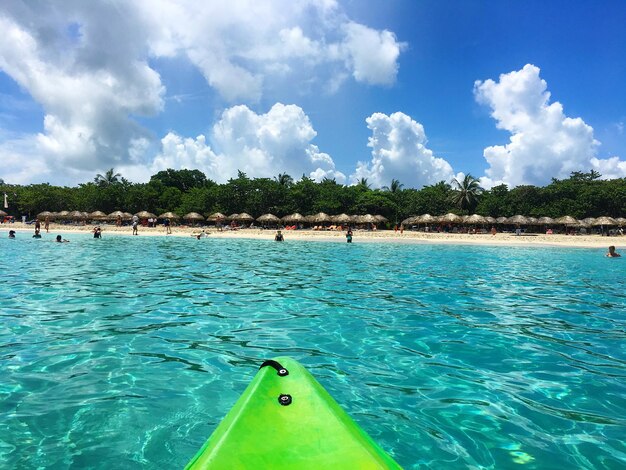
[186,357,402,469]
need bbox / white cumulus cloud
[0,1,403,184]
[148,103,344,183]
[475,64,626,187]
[351,112,455,188]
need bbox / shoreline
[2,223,622,249]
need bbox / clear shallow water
[1,231,625,469]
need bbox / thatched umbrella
[484,216,497,224]
[357,214,377,224]
[582,217,596,226]
[122,212,133,220]
[310,212,331,223]
[257,213,280,223]
[158,212,180,220]
[227,213,239,221]
[417,214,437,224]
[331,213,352,224]
[282,213,305,223]
[537,216,555,225]
[464,214,487,224]
[506,215,529,225]
[615,217,626,226]
[57,210,70,218]
[374,215,388,223]
[527,216,538,224]
[592,216,617,226]
[135,211,156,219]
[207,212,226,221]
[68,210,86,219]
[89,211,107,220]
[236,212,254,222]
[108,210,124,219]
[496,216,508,224]
[555,215,577,225]
[184,212,205,221]
[439,213,463,224]
[0,210,8,217]
[37,211,53,219]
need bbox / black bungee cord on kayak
[259,359,289,376]
[260,359,292,405]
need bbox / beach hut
[158,212,180,220]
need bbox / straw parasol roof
[330,213,351,224]
[527,217,538,224]
[108,211,125,219]
[506,215,529,225]
[282,212,305,223]
[158,212,180,219]
[227,213,239,220]
[236,212,254,221]
[464,214,487,224]
[257,213,280,223]
[484,216,497,224]
[581,217,596,225]
[615,217,626,225]
[89,211,107,219]
[439,213,463,223]
[135,211,156,219]
[374,215,388,223]
[496,216,508,224]
[417,214,436,223]
[0,210,7,217]
[207,212,226,221]
[592,216,617,226]
[37,211,53,219]
[402,216,418,225]
[184,212,204,221]
[537,216,555,225]
[68,210,86,219]
[123,212,133,220]
[555,215,577,225]
[356,214,377,224]
[309,212,331,223]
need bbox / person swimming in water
[274,230,284,241]
[8,230,15,238]
[33,228,42,238]
[55,235,69,243]
[606,245,621,257]
[93,226,102,238]
[346,228,353,243]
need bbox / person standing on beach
[44,216,50,233]
[606,246,621,257]
[132,215,139,235]
[116,215,122,227]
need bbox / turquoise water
[1,232,625,469]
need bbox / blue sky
[1,0,625,188]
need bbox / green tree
[94,168,122,187]
[274,173,294,187]
[450,174,483,213]
[150,169,208,191]
[382,179,404,193]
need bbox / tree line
[1,168,625,223]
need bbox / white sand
[4,223,622,249]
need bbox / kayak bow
[186,357,401,469]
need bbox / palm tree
[450,174,483,212]
[274,173,293,186]
[357,177,371,189]
[95,168,122,187]
[382,179,404,193]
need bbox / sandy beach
[4,222,622,249]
